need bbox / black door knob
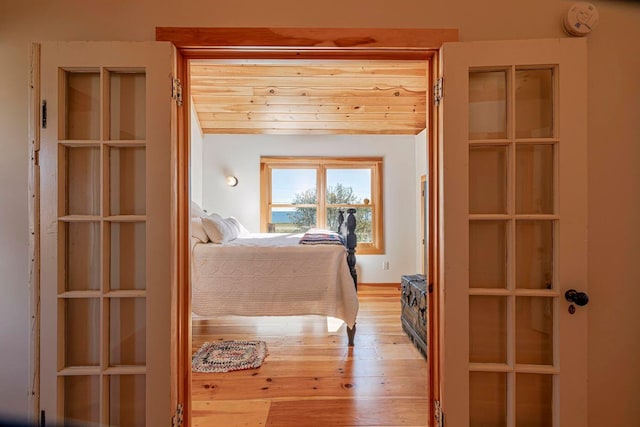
[565,289,589,306]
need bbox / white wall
[0,40,30,422]
[190,99,204,206]
[1,1,639,424]
[414,129,428,273]
[200,133,419,283]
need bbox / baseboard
[358,282,401,290]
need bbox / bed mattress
[191,233,359,328]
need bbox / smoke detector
[563,2,599,37]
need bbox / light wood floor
[191,285,429,427]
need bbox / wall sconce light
[226,175,238,187]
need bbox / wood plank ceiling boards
[189,60,428,135]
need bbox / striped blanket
[299,228,345,245]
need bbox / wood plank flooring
[191,285,428,427]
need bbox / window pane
[110,375,146,426]
[270,207,315,233]
[469,145,508,214]
[271,169,316,204]
[109,146,146,216]
[109,222,146,291]
[516,220,554,289]
[110,71,146,140]
[516,297,554,366]
[109,298,146,366]
[63,376,100,424]
[516,144,554,214]
[327,207,372,243]
[326,168,371,203]
[63,71,100,140]
[470,372,507,427]
[516,68,554,139]
[469,220,507,289]
[469,70,507,140]
[516,374,553,427]
[469,296,507,364]
[64,146,101,216]
[64,298,100,367]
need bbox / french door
[39,42,175,426]
[439,39,588,426]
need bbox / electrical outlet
[382,261,390,270]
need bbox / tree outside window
[261,157,383,254]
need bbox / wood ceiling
[190,60,428,135]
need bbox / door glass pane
[110,222,146,291]
[109,146,146,216]
[516,297,554,365]
[271,168,316,204]
[63,376,100,424]
[64,146,100,216]
[470,372,507,427]
[470,221,507,289]
[110,375,146,426]
[109,298,146,366]
[469,145,508,214]
[270,207,316,233]
[516,144,554,214]
[516,220,554,289]
[63,71,100,140]
[64,298,100,367]
[516,374,553,427]
[470,296,507,363]
[63,222,100,292]
[110,72,146,140]
[516,69,554,138]
[469,70,507,140]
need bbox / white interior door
[39,42,174,426]
[439,38,588,426]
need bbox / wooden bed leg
[347,324,356,346]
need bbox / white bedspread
[191,233,359,328]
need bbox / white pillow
[226,216,249,236]
[202,213,238,243]
[191,201,207,218]
[191,218,209,243]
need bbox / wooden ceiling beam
[157,27,458,50]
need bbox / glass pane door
[39,42,173,427]
[441,39,588,427]
[468,65,557,427]
[57,68,148,425]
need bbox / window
[260,157,384,254]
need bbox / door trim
[159,27,458,427]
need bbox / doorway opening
[159,27,458,427]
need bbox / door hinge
[171,76,183,107]
[434,400,444,427]
[171,403,184,427]
[41,100,47,128]
[33,148,40,166]
[434,77,443,107]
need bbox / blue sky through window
[272,168,371,205]
[272,169,316,204]
[327,169,371,201]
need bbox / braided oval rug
[192,340,268,373]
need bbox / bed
[190,207,359,345]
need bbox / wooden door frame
[157,27,458,427]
